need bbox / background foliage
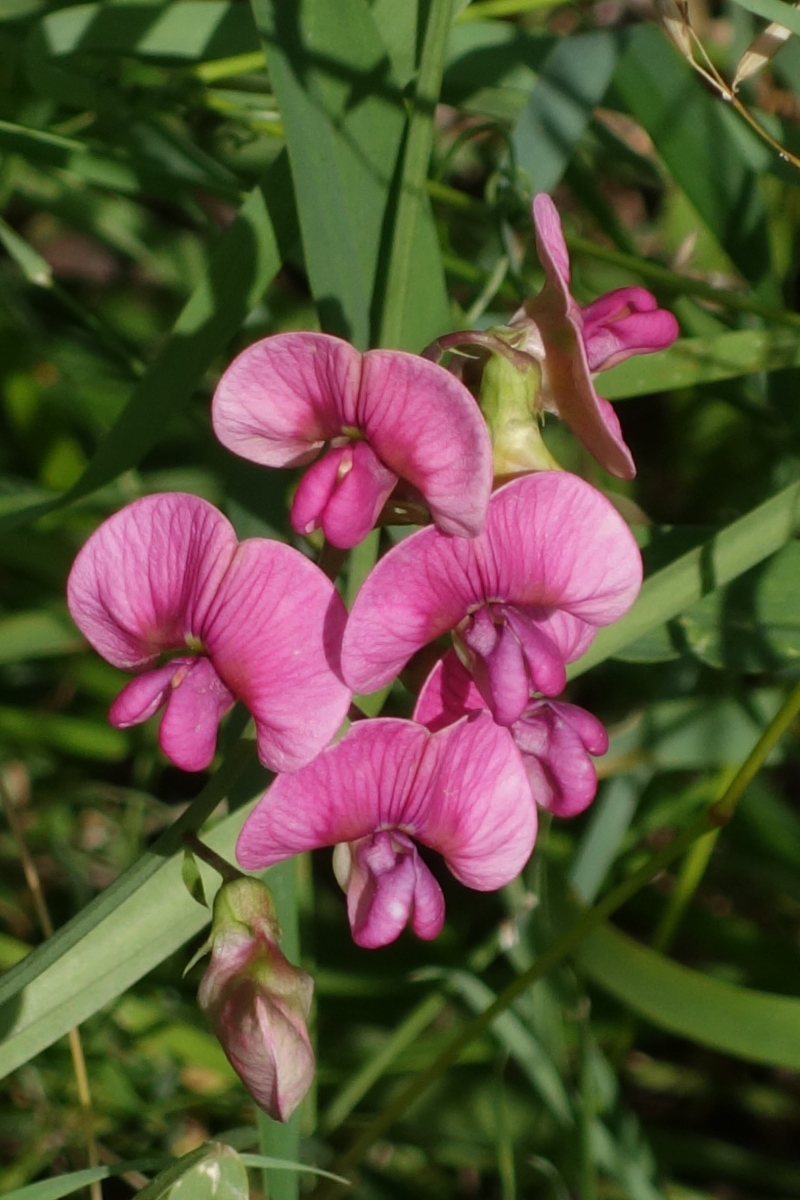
[3,0,800,1197]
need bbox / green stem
[323,678,800,1193]
[182,831,244,885]
[378,0,453,349]
[565,233,800,331]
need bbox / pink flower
[341,471,642,727]
[510,194,679,480]
[211,332,494,549]
[414,650,607,818]
[237,714,536,949]
[67,493,350,773]
[198,878,315,1122]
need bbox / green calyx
[212,876,281,941]
[479,347,562,476]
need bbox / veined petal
[67,493,237,670]
[413,651,484,731]
[109,662,185,728]
[158,657,236,772]
[342,472,642,694]
[236,720,429,868]
[211,332,362,467]
[237,714,535,898]
[203,538,350,773]
[526,195,636,480]
[411,711,536,890]
[359,351,493,537]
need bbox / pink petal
[67,494,237,669]
[344,831,445,949]
[526,197,636,480]
[342,472,642,695]
[290,440,397,547]
[237,713,535,894]
[465,618,531,726]
[109,661,185,727]
[514,700,607,818]
[207,973,315,1121]
[412,651,484,731]
[502,609,567,697]
[320,442,397,549]
[358,351,493,538]
[582,287,679,371]
[211,332,361,467]
[203,539,350,773]
[236,720,430,868]
[532,193,571,286]
[413,711,536,890]
[158,657,235,772]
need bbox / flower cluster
[66,196,676,1120]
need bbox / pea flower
[211,331,494,548]
[67,492,350,773]
[414,650,607,818]
[237,714,536,949]
[509,193,679,479]
[341,471,642,728]
[198,877,315,1122]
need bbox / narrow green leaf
[1,1169,111,1200]
[598,328,800,400]
[512,31,624,194]
[378,0,452,349]
[249,0,405,348]
[570,480,800,675]
[0,152,296,532]
[238,1156,350,1184]
[576,923,800,1069]
[730,0,800,38]
[40,2,260,61]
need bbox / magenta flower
[198,878,315,1121]
[341,471,642,727]
[237,714,536,949]
[211,331,494,548]
[414,650,607,818]
[67,493,350,773]
[510,194,679,480]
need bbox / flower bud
[479,348,562,477]
[197,877,315,1122]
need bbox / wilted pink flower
[211,332,493,548]
[198,877,315,1122]
[414,650,607,818]
[341,472,642,727]
[237,714,536,949]
[510,194,679,479]
[67,493,350,773]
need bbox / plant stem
[378,0,453,349]
[322,678,800,1193]
[565,233,800,330]
[182,831,245,884]
[0,769,103,1200]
